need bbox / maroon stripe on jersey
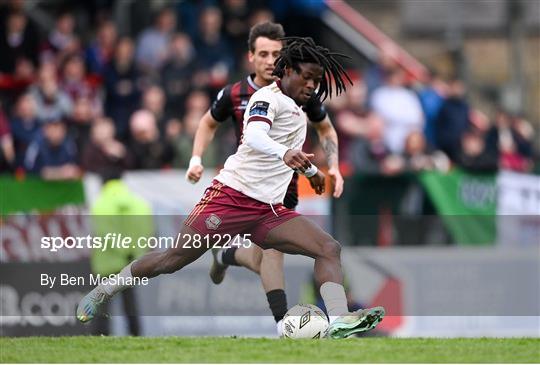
[230,81,244,142]
[247,115,272,126]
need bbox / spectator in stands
[141,85,168,135]
[455,126,498,173]
[128,110,174,170]
[174,0,206,39]
[103,37,142,142]
[9,93,40,168]
[0,105,14,172]
[417,70,448,148]
[29,62,73,121]
[0,10,39,74]
[249,8,275,27]
[370,67,424,154]
[135,7,176,77]
[85,20,117,75]
[364,42,399,101]
[170,89,214,168]
[403,131,428,171]
[193,7,233,89]
[81,117,133,175]
[221,0,252,60]
[61,54,100,111]
[435,78,470,162]
[24,114,80,179]
[348,114,408,246]
[40,11,80,66]
[494,110,534,172]
[183,88,210,116]
[331,80,381,167]
[160,33,197,117]
[402,131,449,172]
[67,96,97,151]
[349,116,392,175]
[0,8,36,101]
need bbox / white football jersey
[215,81,307,204]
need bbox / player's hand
[327,166,344,198]
[308,170,326,195]
[186,164,204,184]
[283,150,314,173]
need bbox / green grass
[1,337,538,363]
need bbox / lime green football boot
[76,286,110,323]
[327,306,385,339]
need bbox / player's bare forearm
[192,110,220,158]
[321,137,338,169]
[311,117,344,198]
[187,111,220,183]
[312,117,339,169]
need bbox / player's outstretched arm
[186,110,220,183]
[311,116,344,198]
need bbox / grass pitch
[1,337,538,363]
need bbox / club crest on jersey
[249,101,269,116]
[205,214,222,230]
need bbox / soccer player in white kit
[77,37,385,339]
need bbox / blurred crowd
[325,43,537,179]
[0,0,536,181]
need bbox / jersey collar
[247,74,261,90]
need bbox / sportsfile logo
[39,233,254,252]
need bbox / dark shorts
[184,180,300,244]
[283,172,299,209]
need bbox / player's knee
[263,248,283,263]
[320,238,341,260]
[259,249,283,272]
[247,246,262,274]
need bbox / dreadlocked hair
[272,37,353,100]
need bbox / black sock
[266,289,288,323]
[221,247,239,266]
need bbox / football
[282,304,329,339]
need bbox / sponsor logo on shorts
[205,214,222,230]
